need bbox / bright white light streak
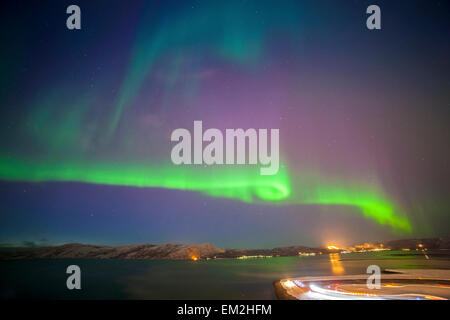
[308,284,385,300]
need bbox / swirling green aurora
[0,156,411,232]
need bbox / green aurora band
[0,156,411,232]
[0,2,413,235]
[110,1,303,137]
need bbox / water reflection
[329,253,345,275]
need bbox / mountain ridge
[0,237,448,260]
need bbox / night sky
[0,0,449,248]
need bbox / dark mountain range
[0,237,448,260]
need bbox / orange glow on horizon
[189,252,200,261]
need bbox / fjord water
[1,251,449,299]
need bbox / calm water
[1,251,449,299]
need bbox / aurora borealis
[0,0,449,247]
